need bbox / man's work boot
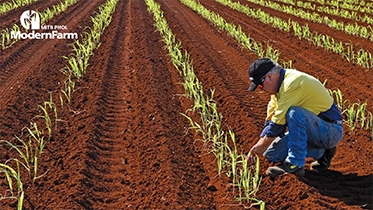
[266,161,305,178]
[311,147,336,172]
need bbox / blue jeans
[263,106,343,167]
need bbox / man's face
[259,74,279,94]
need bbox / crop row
[1,0,79,50]
[307,0,373,12]
[0,0,119,208]
[328,88,373,137]
[275,0,373,19]
[249,0,373,41]
[146,0,265,208]
[0,0,39,15]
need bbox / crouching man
[246,58,343,178]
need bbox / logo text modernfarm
[11,10,78,40]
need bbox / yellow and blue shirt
[260,68,342,138]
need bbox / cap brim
[248,82,258,91]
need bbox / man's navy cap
[248,58,275,91]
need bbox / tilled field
[0,0,372,209]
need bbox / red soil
[0,0,372,209]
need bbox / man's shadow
[299,170,373,209]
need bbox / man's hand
[246,142,266,164]
[246,136,276,164]
[246,151,257,164]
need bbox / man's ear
[267,74,278,82]
[266,74,273,81]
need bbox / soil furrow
[106,0,216,208]
[74,0,132,208]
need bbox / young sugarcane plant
[0,160,24,210]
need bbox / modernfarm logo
[11,10,78,40]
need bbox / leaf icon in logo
[20,10,40,30]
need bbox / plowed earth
[0,0,372,209]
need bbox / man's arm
[246,120,286,163]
